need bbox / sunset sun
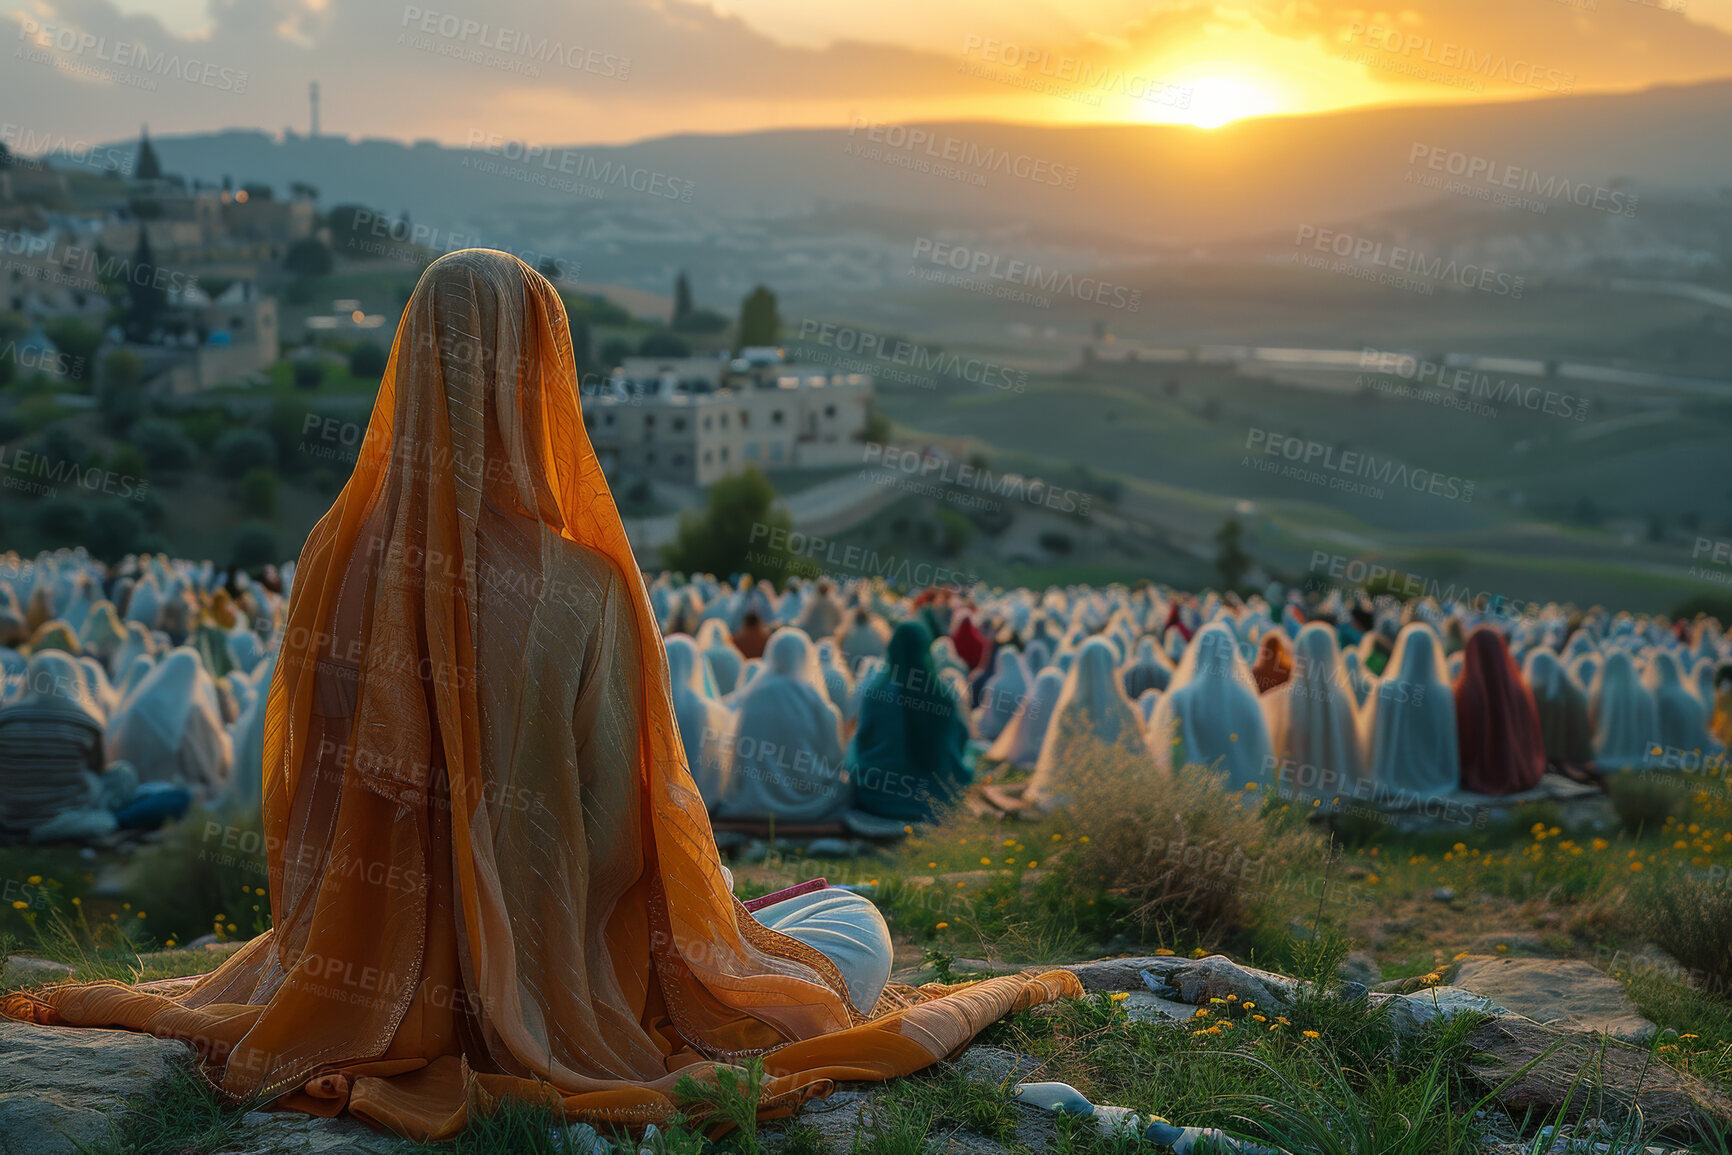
[1167,72,1285,128]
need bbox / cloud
[3,0,1730,148]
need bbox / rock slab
[1450,956,1656,1041]
[0,1020,193,1155]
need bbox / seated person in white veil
[1025,637,1149,809]
[698,618,746,695]
[1148,621,1273,791]
[1646,650,1720,757]
[1362,622,1458,799]
[976,647,1031,742]
[1591,650,1659,770]
[986,667,1066,771]
[1265,623,1367,804]
[713,628,850,824]
[104,646,234,797]
[665,634,736,809]
[837,606,891,673]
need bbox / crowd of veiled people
[654,573,1731,824]
[2,547,1728,844]
[0,549,283,844]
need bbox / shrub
[132,418,197,470]
[230,523,278,570]
[638,331,690,357]
[292,358,324,389]
[663,466,791,583]
[87,501,145,561]
[238,466,279,517]
[120,806,269,943]
[1609,775,1688,837]
[1055,739,1312,948]
[347,341,387,379]
[211,427,278,479]
[283,237,333,277]
[34,498,89,544]
[1630,870,1732,998]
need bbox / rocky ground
[3,948,1727,1155]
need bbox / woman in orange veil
[3,251,1079,1139]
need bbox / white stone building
[582,351,873,486]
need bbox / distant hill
[60,79,1732,248]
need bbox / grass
[75,1060,260,1155]
[11,762,1732,1152]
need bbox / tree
[638,331,690,358]
[284,238,334,277]
[231,524,279,570]
[325,204,373,252]
[599,338,633,369]
[40,424,91,470]
[0,312,26,386]
[864,404,892,444]
[737,285,780,347]
[662,466,791,582]
[132,418,197,470]
[88,502,145,561]
[239,466,279,518]
[672,272,694,328]
[35,499,89,546]
[213,428,278,479]
[569,315,593,377]
[123,228,167,341]
[135,127,161,181]
[42,318,101,382]
[348,342,388,379]
[98,349,146,432]
[674,308,729,334]
[293,359,325,389]
[1215,516,1251,591]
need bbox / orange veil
[3,250,1077,1139]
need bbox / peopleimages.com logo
[795,319,1027,393]
[1244,428,1475,503]
[1357,348,1589,422]
[909,238,1141,312]
[1293,226,1524,298]
[15,18,250,92]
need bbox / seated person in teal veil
[844,620,973,822]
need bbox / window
[824,404,836,418]
[745,442,760,461]
[603,413,615,426]
[703,449,713,464]
[770,442,784,463]
[644,415,655,428]
[771,410,784,425]
[739,411,750,429]
[672,417,686,432]
[720,413,729,429]
[721,447,730,462]
[703,415,712,430]
[646,451,656,465]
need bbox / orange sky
[8,0,1732,145]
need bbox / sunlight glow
[1167,72,1286,128]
